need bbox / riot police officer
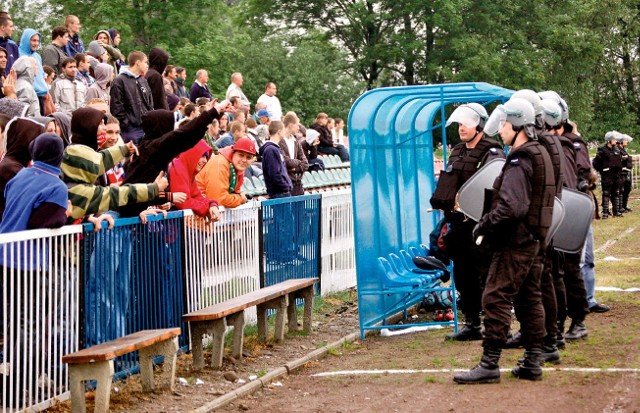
[619,134,633,213]
[593,132,623,218]
[453,98,555,384]
[430,103,505,341]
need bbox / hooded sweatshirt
[0,133,68,269]
[13,56,40,116]
[0,117,45,220]
[120,106,222,217]
[85,62,113,103]
[1,133,67,232]
[196,146,248,208]
[18,29,48,97]
[145,47,170,110]
[93,30,122,75]
[62,107,160,220]
[259,141,292,197]
[168,140,217,216]
[51,112,72,146]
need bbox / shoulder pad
[573,142,581,150]
[489,148,498,154]
[510,158,520,166]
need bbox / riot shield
[456,158,505,221]
[552,188,594,253]
[547,197,565,245]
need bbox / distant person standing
[259,120,292,198]
[41,26,70,75]
[189,69,212,102]
[174,66,188,98]
[0,16,19,72]
[225,72,250,113]
[110,51,153,144]
[63,15,84,57]
[257,82,282,121]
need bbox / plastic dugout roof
[347,82,513,327]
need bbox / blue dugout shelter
[348,82,513,338]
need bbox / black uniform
[430,137,504,338]
[619,143,633,212]
[476,141,555,350]
[593,143,623,217]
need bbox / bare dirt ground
[229,301,640,413]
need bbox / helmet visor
[483,105,508,136]
[446,106,481,128]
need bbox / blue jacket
[0,36,19,73]
[18,28,48,96]
[259,141,292,196]
[63,32,84,57]
[0,161,68,269]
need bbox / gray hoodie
[85,63,113,103]
[13,56,40,117]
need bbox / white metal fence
[1,189,356,412]
[1,226,82,412]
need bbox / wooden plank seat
[183,278,318,370]
[62,328,181,413]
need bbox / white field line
[312,368,640,377]
[595,226,637,254]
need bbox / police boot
[453,347,501,384]
[540,334,561,364]
[622,192,632,212]
[613,194,623,217]
[445,317,482,341]
[504,330,523,348]
[512,348,543,381]
[564,320,588,341]
[602,196,611,219]
[556,321,566,349]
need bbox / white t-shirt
[284,136,296,159]
[257,93,282,121]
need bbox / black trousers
[482,242,545,349]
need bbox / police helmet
[446,103,489,130]
[605,131,620,143]
[538,90,569,122]
[484,97,536,136]
[511,89,543,117]
[621,133,633,143]
[540,99,562,128]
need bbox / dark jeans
[270,192,291,199]
[482,242,544,349]
[318,144,350,162]
[308,158,325,172]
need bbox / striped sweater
[62,144,159,220]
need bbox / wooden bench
[183,278,318,370]
[62,328,181,413]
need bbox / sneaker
[589,303,610,313]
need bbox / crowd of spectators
[0,11,350,234]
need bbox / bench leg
[139,336,179,392]
[302,286,315,333]
[287,293,299,332]
[257,303,268,342]
[210,319,226,369]
[227,311,245,360]
[273,296,288,343]
[69,360,114,413]
[190,322,207,370]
